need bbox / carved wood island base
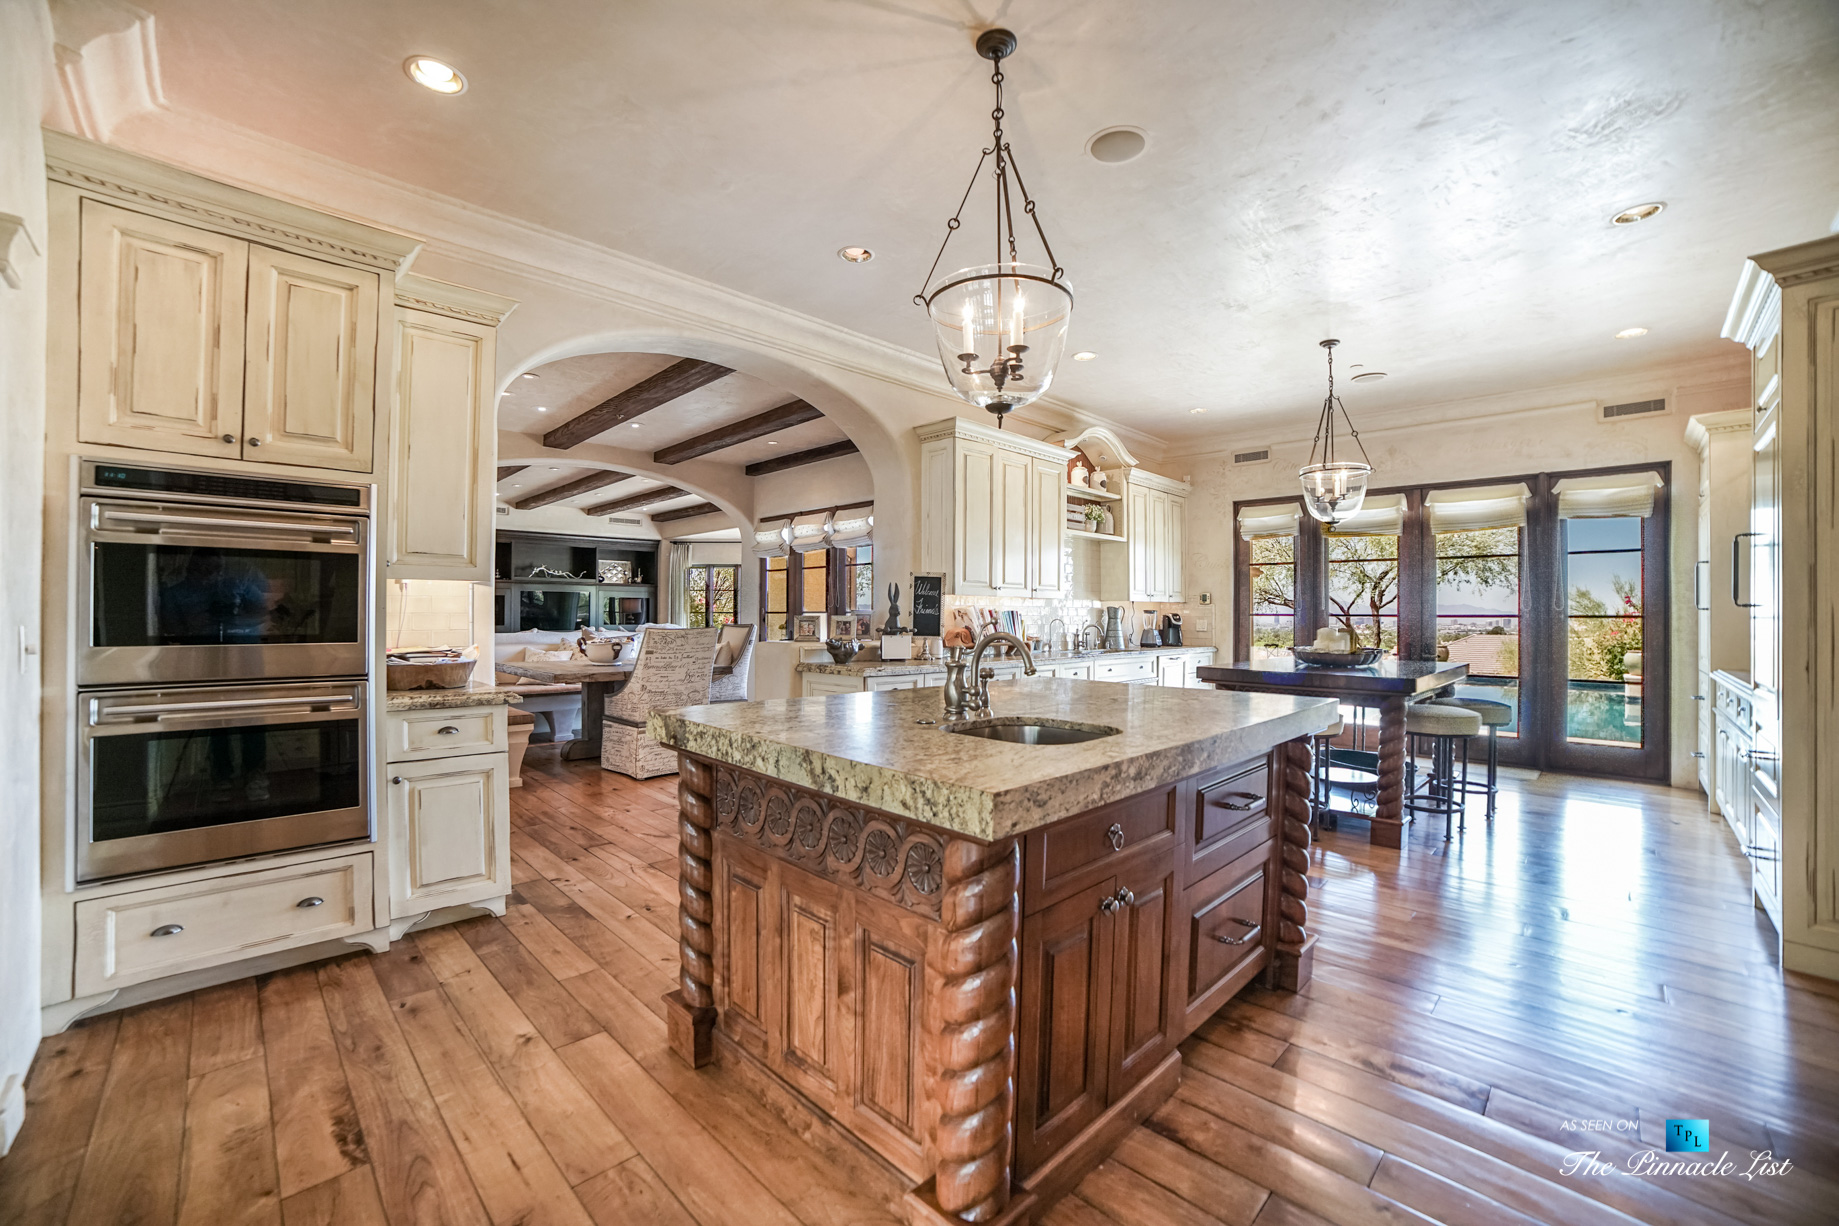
[648,682,1334,1224]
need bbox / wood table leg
[665,753,717,1066]
[564,679,612,761]
[903,838,1033,1226]
[1369,695,1407,848]
[1272,737,1317,992]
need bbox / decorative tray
[1292,647,1383,668]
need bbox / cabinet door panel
[1167,495,1185,600]
[997,450,1032,591]
[78,200,247,458]
[776,873,846,1102]
[1017,878,1114,1175]
[387,752,509,917]
[1110,857,1174,1093]
[1032,457,1066,596]
[392,309,495,578]
[958,444,997,595]
[243,245,378,472]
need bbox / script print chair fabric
[600,626,720,778]
[708,623,756,703]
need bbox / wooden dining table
[1195,658,1468,848]
[497,658,734,763]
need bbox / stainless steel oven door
[79,498,368,686]
[78,681,370,882]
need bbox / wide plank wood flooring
[3,754,1836,1225]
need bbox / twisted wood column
[928,838,1020,1222]
[666,753,718,1065]
[1370,696,1408,848]
[1272,738,1317,992]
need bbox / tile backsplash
[386,579,479,650]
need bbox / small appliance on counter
[1138,610,1162,648]
[1162,613,1183,647]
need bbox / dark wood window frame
[1233,462,1670,781]
[759,546,872,638]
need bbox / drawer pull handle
[391,775,405,785]
[151,923,184,937]
[296,896,324,908]
[437,725,461,735]
[1214,918,1262,946]
[220,433,236,444]
[1105,823,1124,852]
[1099,896,1121,914]
[1114,886,1135,907]
[1215,792,1259,811]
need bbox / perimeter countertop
[385,683,526,711]
[797,643,1216,677]
[647,678,1335,841]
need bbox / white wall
[0,0,51,1154]
[493,500,664,539]
[1168,359,1749,790]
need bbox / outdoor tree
[1569,574,1642,680]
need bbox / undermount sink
[942,718,1120,745]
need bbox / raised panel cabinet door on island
[241,245,379,472]
[1017,876,1116,1175]
[76,199,247,459]
[390,308,496,579]
[386,753,510,917]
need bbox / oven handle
[97,694,361,719]
[96,509,360,542]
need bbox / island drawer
[1024,783,1177,914]
[1190,757,1273,884]
[1181,852,1269,1032]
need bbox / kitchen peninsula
[648,680,1336,1224]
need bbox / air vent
[607,517,641,526]
[494,505,510,516]
[1601,398,1667,421]
[1233,448,1272,466]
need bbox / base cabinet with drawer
[384,705,512,918]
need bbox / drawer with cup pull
[75,853,373,995]
[385,706,507,761]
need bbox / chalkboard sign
[910,574,944,638]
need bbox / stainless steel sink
[942,718,1120,745]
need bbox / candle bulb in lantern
[960,301,975,358]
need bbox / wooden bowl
[386,660,475,690]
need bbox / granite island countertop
[648,679,1335,841]
[797,643,1215,677]
[385,682,526,711]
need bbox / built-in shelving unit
[1066,527,1126,543]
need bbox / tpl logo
[1665,1119,1710,1153]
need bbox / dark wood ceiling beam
[543,358,733,449]
[649,501,725,523]
[510,470,631,511]
[581,485,685,516]
[744,438,860,477]
[496,465,528,482]
[652,399,824,465]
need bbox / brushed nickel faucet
[967,631,1036,713]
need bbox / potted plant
[1081,503,1107,534]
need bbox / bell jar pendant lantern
[915,28,1074,428]
[1298,338,1374,523]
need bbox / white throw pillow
[713,642,736,669]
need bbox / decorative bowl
[1292,647,1383,668]
[823,639,861,664]
[385,660,474,690]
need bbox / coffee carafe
[1102,606,1126,651]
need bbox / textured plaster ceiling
[135,0,1839,443]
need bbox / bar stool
[1428,696,1512,821]
[1403,702,1482,840]
[1309,717,1344,830]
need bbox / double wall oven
[75,462,372,882]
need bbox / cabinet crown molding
[1750,232,1839,288]
[395,272,519,325]
[915,416,1074,463]
[1684,410,1754,449]
[45,129,423,272]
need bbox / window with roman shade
[1553,472,1663,519]
[1238,502,1301,660]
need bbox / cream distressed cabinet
[384,706,512,918]
[74,197,381,472]
[1098,467,1188,603]
[918,417,1069,597]
[388,276,516,581]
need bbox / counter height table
[1196,658,1468,848]
[498,657,734,761]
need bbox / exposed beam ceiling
[649,501,724,523]
[581,485,686,516]
[496,465,527,482]
[543,358,732,449]
[744,438,860,476]
[652,399,822,464]
[511,470,632,510]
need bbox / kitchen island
[648,679,1336,1224]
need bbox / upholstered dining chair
[708,623,756,703]
[600,626,720,778]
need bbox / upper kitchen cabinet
[1059,426,1189,603]
[918,418,1071,598]
[388,275,518,582]
[50,131,420,473]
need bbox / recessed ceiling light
[519,372,540,380]
[1610,202,1665,226]
[1350,371,1387,383]
[1189,408,1207,415]
[404,56,466,95]
[837,246,874,263]
[765,441,778,446]
[1072,351,1097,361]
[534,406,548,412]
[1086,127,1148,164]
[1615,327,1649,340]
[547,466,559,472]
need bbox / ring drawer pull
[1215,792,1260,811]
[1105,823,1125,852]
[437,725,461,735]
[1214,917,1262,946]
[296,896,324,908]
[151,923,184,937]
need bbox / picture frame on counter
[793,613,828,642]
[851,615,874,639]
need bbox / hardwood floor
[4,754,1836,1225]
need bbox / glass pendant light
[915,29,1074,427]
[1298,339,1374,523]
